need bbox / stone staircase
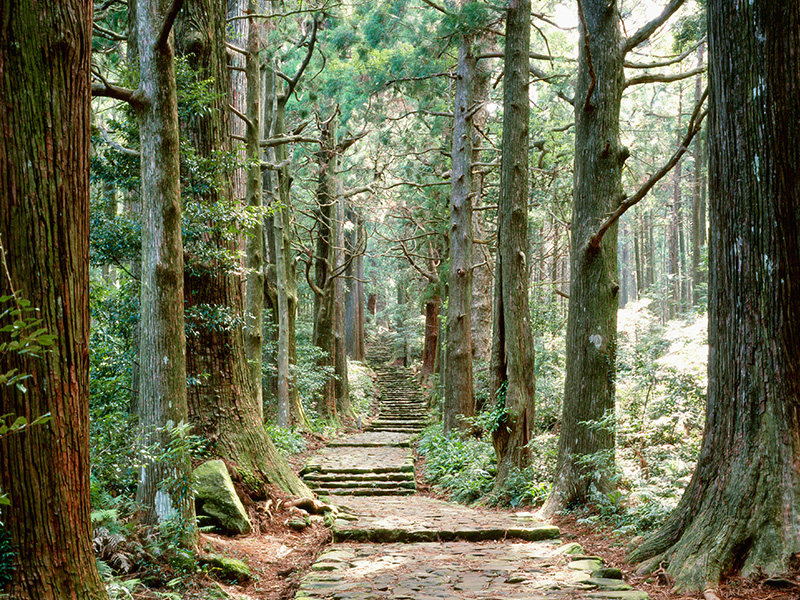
[301,336,429,497]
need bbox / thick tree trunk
[134,0,195,532]
[345,214,366,361]
[0,2,108,596]
[470,46,495,364]
[490,0,536,489]
[177,2,309,500]
[630,3,800,592]
[443,36,475,435]
[542,0,623,514]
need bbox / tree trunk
[0,2,108,596]
[542,0,624,513]
[177,2,310,500]
[422,298,440,376]
[264,51,307,429]
[345,214,366,361]
[691,42,706,305]
[490,0,536,489]
[630,3,800,592]
[470,44,495,364]
[443,34,475,435]
[243,0,265,420]
[134,0,195,532]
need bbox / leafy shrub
[265,424,307,456]
[0,518,12,587]
[417,424,495,503]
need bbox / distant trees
[0,0,108,597]
[630,1,800,591]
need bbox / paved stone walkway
[296,343,649,599]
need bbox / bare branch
[261,135,319,148]
[625,39,703,69]
[93,22,126,41]
[624,0,686,54]
[283,18,318,101]
[588,87,708,251]
[226,42,248,56]
[625,66,704,88]
[419,0,453,16]
[156,0,185,51]
[91,69,138,105]
[228,103,253,129]
[94,124,139,157]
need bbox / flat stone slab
[295,541,648,600]
[302,446,414,475]
[328,432,413,448]
[331,496,560,543]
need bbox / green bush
[265,424,307,456]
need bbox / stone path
[296,340,649,599]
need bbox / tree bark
[243,0,265,420]
[490,0,536,489]
[134,0,195,532]
[443,34,475,435]
[176,2,310,500]
[630,2,800,592]
[0,2,108,596]
[542,0,624,513]
[691,42,706,305]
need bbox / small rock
[569,559,605,572]
[593,567,624,579]
[556,542,585,555]
[289,517,309,531]
[586,577,633,591]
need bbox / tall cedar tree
[443,27,475,435]
[0,0,109,596]
[543,0,686,514]
[177,3,311,498]
[134,0,195,530]
[490,0,536,488]
[629,2,800,591]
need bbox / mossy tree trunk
[490,0,536,489]
[542,0,686,515]
[0,1,108,596]
[629,2,800,592]
[134,0,195,531]
[176,1,310,500]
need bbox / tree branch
[91,69,138,105]
[283,18,318,100]
[228,103,253,129]
[261,135,319,148]
[625,39,703,69]
[588,87,708,251]
[624,0,686,54]
[156,0,185,51]
[93,22,127,41]
[625,66,704,88]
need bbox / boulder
[194,460,252,535]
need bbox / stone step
[315,487,415,496]
[308,480,417,491]
[304,472,415,483]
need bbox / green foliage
[0,294,57,393]
[439,1,496,42]
[417,424,496,503]
[0,520,12,587]
[265,424,307,456]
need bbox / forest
[0,0,798,599]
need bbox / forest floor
[182,433,799,600]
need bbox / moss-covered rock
[201,554,252,584]
[194,460,252,535]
